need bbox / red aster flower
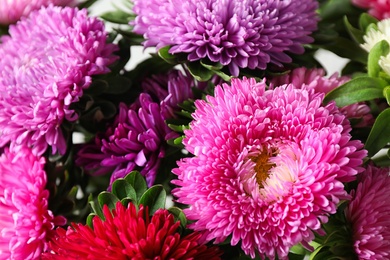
[43,202,221,259]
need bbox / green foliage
[365,108,390,157]
[324,76,386,107]
[87,171,172,227]
[368,40,390,77]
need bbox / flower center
[250,150,276,188]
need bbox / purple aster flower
[0,0,76,25]
[132,0,319,76]
[77,94,173,187]
[172,77,367,259]
[141,70,197,118]
[0,6,118,155]
[76,69,200,187]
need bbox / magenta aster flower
[352,0,390,20]
[132,0,319,76]
[0,147,66,260]
[346,165,390,259]
[172,77,367,259]
[76,94,173,187]
[77,70,198,187]
[43,202,222,259]
[0,0,75,25]
[0,6,118,156]
[269,67,374,127]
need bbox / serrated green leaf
[168,207,187,227]
[323,77,386,106]
[187,61,214,82]
[124,171,148,201]
[98,191,120,210]
[111,178,137,201]
[139,185,166,215]
[365,108,390,157]
[368,40,390,78]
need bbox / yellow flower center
[250,150,276,188]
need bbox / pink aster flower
[269,67,374,127]
[0,147,66,260]
[351,0,390,20]
[43,202,222,259]
[76,94,174,187]
[346,165,390,259]
[132,0,319,76]
[172,77,367,259]
[0,6,118,156]
[0,0,76,25]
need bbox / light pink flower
[269,67,374,127]
[0,147,66,260]
[346,165,390,259]
[172,77,367,259]
[352,0,390,20]
[0,6,118,155]
[0,0,76,25]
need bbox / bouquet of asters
[1,0,390,259]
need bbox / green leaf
[105,76,132,94]
[359,13,378,32]
[167,124,189,133]
[85,79,109,95]
[168,207,188,227]
[319,0,360,21]
[365,108,390,157]
[290,244,309,255]
[138,185,166,215]
[89,198,104,220]
[344,16,365,44]
[383,86,390,105]
[111,178,137,201]
[187,61,214,82]
[323,77,386,107]
[368,40,390,78]
[319,37,368,64]
[98,191,120,211]
[124,171,148,202]
[200,60,224,70]
[158,46,180,65]
[86,213,97,228]
[101,10,132,24]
